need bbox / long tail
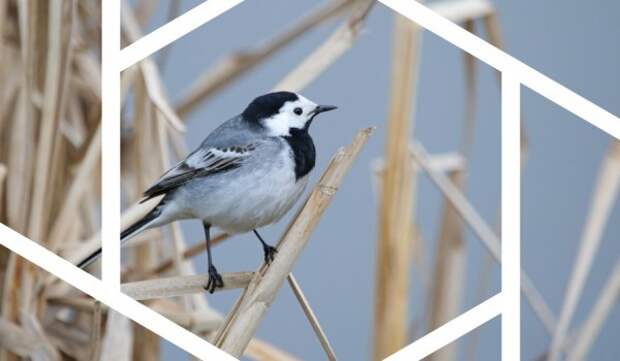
[77,205,162,269]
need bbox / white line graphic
[101,0,121,289]
[501,73,521,361]
[119,0,244,71]
[0,0,617,360]
[385,294,503,360]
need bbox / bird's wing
[140,144,257,202]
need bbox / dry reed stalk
[153,307,222,334]
[287,273,338,361]
[409,222,428,314]
[372,153,466,191]
[373,157,459,320]
[140,61,185,132]
[2,6,36,351]
[0,318,45,357]
[88,302,103,361]
[482,11,503,49]
[3,3,71,360]
[100,311,133,361]
[567,259,620,361]
[6,0,36,234]
[214,127,373,357]
[273,0,374,92]
[45,0,76,235]
[0,1,6,75]
[411,142,557,332]
[426,168,466,360]
[46,316,91,353]
[47,125,102,250]
[0,165,6,221]
[372,12,420,361]
[47,296,100,312]
[245,339,302,361]
[139,232,230,277]
[5,86,32,234]
[133,0,158,28]
[121,3,184,132]
[533,258,620,361]
[464,247,495,361]
[122,272,254,300]
[21,312,61,361]
[426,18,478,361]
[48,296,222,334]
[174,0,353,117]
[164,313,222,334]
[0,1,107,360]
[461,19,477,159]
[548,140,620,361]
[148,300,221,334]
[130,82,162,361]
[166,222,209,312]
[46,320,91,360]
[28,0,72,243]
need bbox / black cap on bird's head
[242,91,299,121]
[242,91,337,136]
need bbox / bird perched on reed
[78,91,337,292]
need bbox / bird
[78,91,337,293]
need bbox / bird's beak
[313,105,338,115]
[308,105,337,125]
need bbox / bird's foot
[262,244,278,264]
[204,265,224,294]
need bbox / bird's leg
[253,229,277,264]
[203,222,223,293]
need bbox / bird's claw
[205,265,224,293]
[263,245,278,264]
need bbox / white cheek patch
[262,113,306,136]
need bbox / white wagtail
[78,91,337,292]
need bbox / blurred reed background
[0,0,102,359]
[1,0,619,360]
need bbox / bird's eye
[294,107,303,115]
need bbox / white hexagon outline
[0,1,618,360]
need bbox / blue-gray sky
[136,1,620,359]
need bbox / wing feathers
[140,145,253,202]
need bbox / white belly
[207,172,307,233]
[175,148,308,233]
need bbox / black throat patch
[282,128,315,180]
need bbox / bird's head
[242,91,337,136]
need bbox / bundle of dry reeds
[0,0,102,359]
